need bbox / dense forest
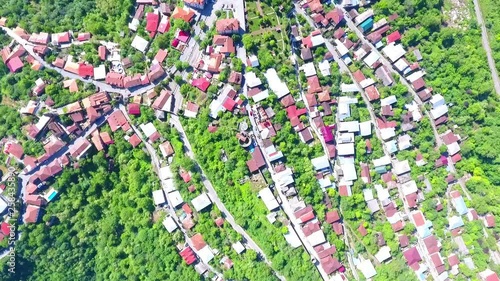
[477,0,500,72]
[1,129,202,280]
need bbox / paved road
[119,105,223,277]
[168,115,286,281]
[472,0,500,95]
[245,104,329,281]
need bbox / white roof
[359,121,372,136]
[93,64,106,80]
[402,180,418,196]
[354,48,368,59]
[252,89,269,102]
[311,33,325,47]
[35,115,51,131]
[245,72,262,88]
[284,225,302,248]
[406,70,425,83]
[232,241,245,254]
[306,228,327,246]
[393,58,409,72]
[363,188,374,201]
[337,132,355,143]
[339,96,358,104]
[167,190,184,208]
[162,178,176,193]
[447,142,461,155]
[373,156,391,167]
[0,197,7,213]
[259,187,279,211]
[264,68,290,98]
[341,83,360,92]
[311,155,330,170]
[337,143,355,156]
[341,163,357,181]
[140,122,158,138]
[382,43,406,62]
[338,121,359,133]
[380,128,396,140]
[376,187,390,202]
[160,166,173,180]
[318,177,332,188]
[129,18,140,31]
[318,60,330,76]
[301,62,317,77]
[191,193,212,212]
[430,94,445,107]
[375,246,392,263]
[131,35,149,53]
[367,199,380,213]
[334,39,349,56]
[162,216,178,233]
[355,9,374,25]
[338,103,351,121]
[198,246,214,263]
[393,160,411,175]
[248,55,259,67]
[357,259,377,279]
[363,51,380,67]
[398,134,412,150]
[152,189,166,205]
[380,95,397,106]
[430,104,448,119]
[360,78,376,88]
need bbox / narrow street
[245,104,329,281]
[472,0,500,95]
[169,116,286,281]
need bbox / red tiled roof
[107,110,127,132]
[448,254,459,267]
[216,18,240,34]
[332,222,343,235]
[180,169,191,183]
[387,31,401,44]
[358,223,368,236]
[98,45,107,61]
[399,235,409,248]
[191,233,206,251]
[365,85,380,101]
[485,214,495,227]
[77,33,91,41]
[6,56,23,73]
[179,246,197,265]
[146,12,160,33]
[4,142,24,159]
[191,77,210,92]
[326,210,340,224]
[223,97,236,111]
[307,76,322,94]
[403,247,422,266]
[246,146,266,173]
[128,103,141,115]
[325,8,344,25]
[154,49,168,64]
[128,134,142,147]
[24,205,40,223]
[78,63,94,77]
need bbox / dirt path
[256,0,264,16]
[473,0,500,95]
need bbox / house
[128,134,142,147]
[479,269,499,281]
[213,35,235,55]
[154,49,168,65]
[191,193,212,212]
[216,18,239,34]
[485,214,495,228]
[159,141,174,158]
[387,31,401,44]
[78,63,94,77]
[6,56,23,73]
[184,102,199,118]
[403,247,422,269]
[184,0,205,9]
[69,138,92,160]
[301,47,313,61]
[29,32,50,45]
[325,8,344,27]
[191,77,210,92]
[24,205,40,224]
[204,53,222,73]
[246,147,266,173]
[4,141,24,160]
[172,6,195,23]
[131,35,149,53]
[146,12,160,37]
[152,90,172,111]
[98,46,107,61]
[77,32,91,42]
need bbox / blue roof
[360,18,374,31]
[417,226,432,238]
[453,197,468,215]
[449,216,464,230]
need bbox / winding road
[472,0,500,95]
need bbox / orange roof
[172,6,195,22]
